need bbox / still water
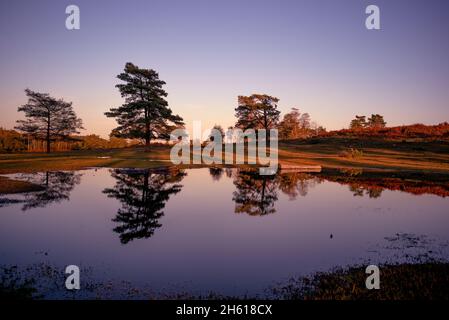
[0,168,448,298]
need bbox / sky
[1,0,449,138]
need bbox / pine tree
[105,63,184,147]
[367,114,387,129]
[349,115,367,130]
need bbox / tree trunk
[144,105,151,150]
[145,120,151,150]
[46,115,51,153]
[263,111,270,148]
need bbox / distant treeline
[0,128,139,153]
[6,63,449,153]
[324,122,449,140]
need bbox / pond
[0,168,448,298]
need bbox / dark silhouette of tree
[105,63,184,147]
[235,94,280,133]
[232,170,278,216]
[103,168,186,244]
[16,89,83,153]
[20,171,82,210]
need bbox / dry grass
[278,138,449,173]
[1,138,449,176]
[271,262,449,300]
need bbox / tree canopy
[350,115,367,130]
[15,89,83,153]
[367,114,387,129]
[105,63,184,146]
[278,108,322,139]
[349,114,386,130]
[235,94,281,131]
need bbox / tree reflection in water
[232,170,278,216]
[209,167,224,182]
[349,184,383,198]
[103,168,186,244]
[276,172,322,200]
[229,167,449,216]
[231,169,322,216]
[19,171,82,211]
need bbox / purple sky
[1,0,449,138]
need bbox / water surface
[0,168,448,298]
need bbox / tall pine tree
[105,63,184,146]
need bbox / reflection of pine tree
[232,170,278,216]
[103,169,185,244]
[21,171,82,210]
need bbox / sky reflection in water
[0,168,448,297]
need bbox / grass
[271,262,449,300]
[1,138,449,176]
[278,137,449,173]
[0,146,172,174]
[3,261,448,300]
